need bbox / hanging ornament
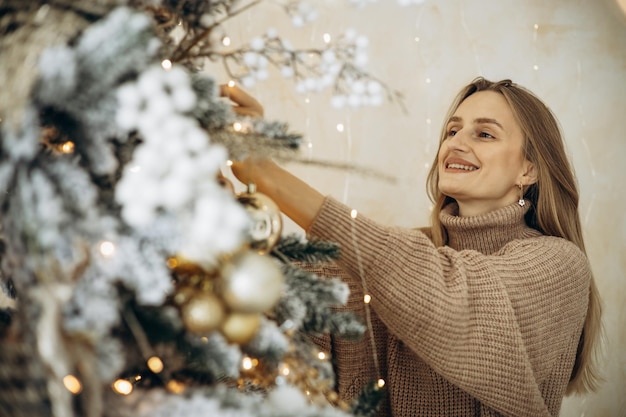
[180,292,226,334]
[172,285,197,306]
[237,183,282,254]
[220,312,261,345]
[220,251,284,314]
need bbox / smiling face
[437,90,536,216]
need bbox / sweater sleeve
[307,196,590,417]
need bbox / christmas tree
[0,1,400,416]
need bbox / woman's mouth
[446,163,478,171]
[444,158,479,171]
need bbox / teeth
[447,163,477,171]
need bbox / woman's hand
[216,83,262,192]
[220,84,264,118]
[230,157,325,232]
[230,157,272,189]
[222,84,325,232]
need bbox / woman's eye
[447,129,457,137]
[479,131,494,139]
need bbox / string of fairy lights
[350,208,385,391]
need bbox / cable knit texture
[306,196,590,417]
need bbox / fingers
[231,106,264,118]
[230,160,250,184]
[220,83,264,118]
[230,157,267,185]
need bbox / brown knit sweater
[306,197,590,417]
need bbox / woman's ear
[520,160,538,186]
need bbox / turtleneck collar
[440,200,542,254]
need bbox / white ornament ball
[351,80,366,94]
[355,52,368,68]
[221,252,284,313]
[367,80,382,95]
[266,28,278,39]
[356,35,369,49]
[281,66,295,78]
[322,50,336,64]
[257,56,269,69]
[250,37,265,51]
[304,78,317,91]
[291,15,304,28]
[348,94,363,108]
[241,76,255,88]
[243,52,258,66]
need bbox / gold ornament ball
[173,285,197,305]
[221,251,284,313]
[237,186,282,254]
[181,292,226,334]
[221,312,261,345]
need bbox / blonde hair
[426,77,602,395]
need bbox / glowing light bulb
[226,159,233,166]
[99,241,115,258]
[363,294,372,304]
[307,142,313,149]
[534,23,539,30]
[242,356,253,370]
[60,141,74,153]
[377,378,386,388]
[323,33,331,43]
[161,59,172,70]
[134,375,142,381]
[166,380,185,394]
[336,123,344,132]
[233,122,243,131]
[166,257,178,268]
[280,364,290,376]
[305,97,310,103]
[222,36,231,46]
[425,77,431,84]
[533,64,539,71]
[227,80,236,88]
[112,379,133,395]
[414,36,420,42]
[147,356,164,374]
[63,375,82,394]
[318,351,326,360]
[350,209,358,219]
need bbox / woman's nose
[447,129,470,151]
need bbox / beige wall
[212,1,626,415]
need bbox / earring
[518,184,525,207]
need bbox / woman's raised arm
[230,157,325,232]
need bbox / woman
[230,78,602,416]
